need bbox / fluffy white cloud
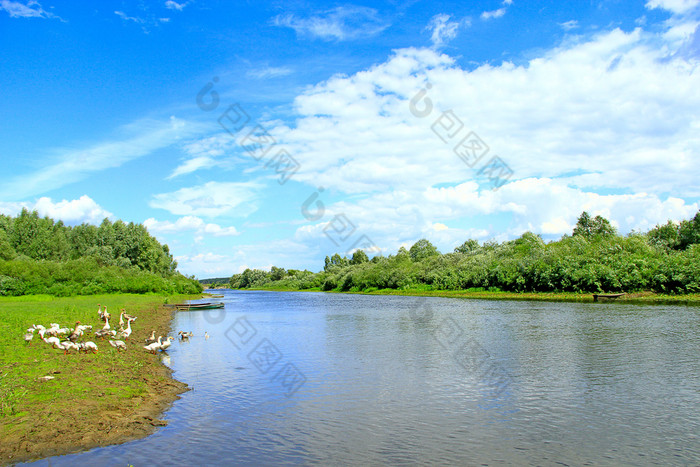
[149,181,260,217]
[481,8,506,20]
[266,24,700,195]
[0,195,113,225]
[175,238,320,277]
[165,0,187,11]
[171,19,700,274]
[290,178,698,256]
[144,216,240,238]
[273,6,389,41]
[646,0,700,14]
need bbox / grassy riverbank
[242,284,700,305]
[0,293,198,465]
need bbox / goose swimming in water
[159,336,175,351]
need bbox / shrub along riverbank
[0,293,196,465]
[228,211,700,298]
[0,210,201,297]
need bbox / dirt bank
[0,298,190,465]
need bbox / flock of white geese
[22,304,204,354]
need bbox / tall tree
[409,239,440,262]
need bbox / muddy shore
[0,299,190,465]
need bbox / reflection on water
[25,291,700,465]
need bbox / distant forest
[230,211,700,295]
[0,209,202,296]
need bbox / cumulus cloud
[175,238,319,277]
[246,23,700,254]
[149,181,261,217]
[273,6,389,41]
[0,195,113,225]
[645,0,700,14]
[144,216,239,238]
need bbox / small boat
[209,294,225,298]
[592,293,626,302]
[175,302,225,311]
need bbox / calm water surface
[26,291,700,466]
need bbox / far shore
[216,286,700,306]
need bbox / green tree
[573,212,617,238]
[350,249,369,265]
[648,220,680,251]
[454,239,479,254]
[0,228,16,260]
[270,266,286,281]
[678,211,700,250]
[409,239,440,262]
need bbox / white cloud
[271,27,700,197]
[249,23,700,255]
[167,132,241,179]
[149,181,261,217]
[246,66,294,79]
[144,216,240,237]
[273,6,389,41]
[0,195,113,225]
[645,0,700,14]
[0,116,203,200]
[559,20,579,31]
[165,0,187,11]
[175,238,320,277]
[0,0,60,19]
[481,8,506,20]
[114,10,144,24]
[426,14,466,49]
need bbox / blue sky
[1,0,699,278]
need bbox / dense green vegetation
[230,211,700,295]
[199,277,230,287]
[0,210,202,296]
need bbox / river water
[26,290,700,466]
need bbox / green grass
[0,293,197,463]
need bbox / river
[26,290,700,465]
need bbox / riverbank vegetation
[0,294,192,464]
[229,211,700,297]
[0,210,201,296]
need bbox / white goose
[80,341,98,353]
[144,336,163,354]
[24,330,34,344]
[159,336,175,352]
[43,336,60,346]
[118,318,134,340]
[109,340,127,351]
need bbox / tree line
[229,211,700,295]
[0,209,202,296]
